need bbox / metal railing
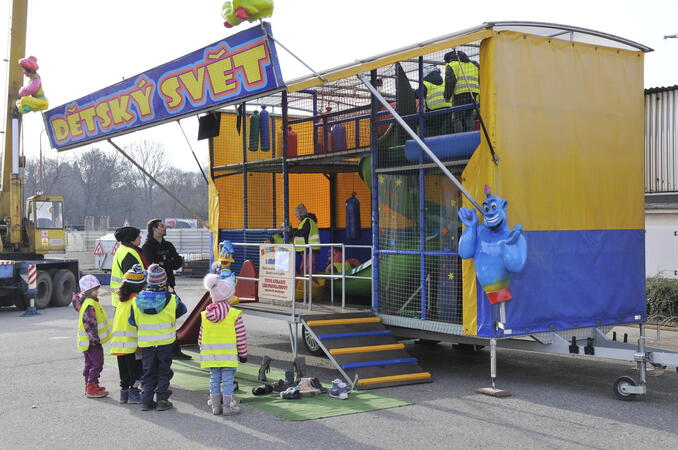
[231,241,374,321]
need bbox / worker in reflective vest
[129,264,187,411]
[110,264,146,404]
[110,226,148,307]
[75,274,111,398]
[293,203,320,274]
[421,64,453,136]
[444,49,480,133]
[199,274,248,415]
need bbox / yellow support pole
[357,372,432,386]
[306,317,381,327]
[330,344,404,355]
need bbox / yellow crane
[0,0,78,311]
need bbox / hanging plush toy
[16,56,49,114]
[457,185,527,332]
[222,0,274,28]
[210,239,240,304]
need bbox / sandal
[252,384,274,396]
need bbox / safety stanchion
[21,264,40,317]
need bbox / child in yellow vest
[129,264,187,411]
[111,264,145,404]
[73,275,111,398]
[200,274,248,415]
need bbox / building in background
[645,85,678,278]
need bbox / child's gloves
[239,356,248,364]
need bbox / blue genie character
[458,185,527,308]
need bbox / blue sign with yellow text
[44,23,284,150]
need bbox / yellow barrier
[306,317,381,327]
[357,372,432,386]
[329,344,405,355]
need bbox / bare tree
[126,140,168,218]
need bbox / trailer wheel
[35,271,53,309]
[51,269,76,307]
[613,376,638,401]
[302,327,325,356]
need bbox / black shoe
[258,355,272,382]
[310,378,328,394]
[141,401,157,411]
[173,351,192,360]
[293,356,306,380]
[156,399,173,411]
[272,379,292,393]
[252,384,274,396]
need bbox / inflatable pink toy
[16,56,48,114]
[222,0,274,28]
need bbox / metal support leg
[287,322,298,359]
[638,324,647,388]
[490,338,497,389]
[476,338,512,397]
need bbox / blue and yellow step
[302,312,431,390]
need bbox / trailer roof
[284,21,652,94]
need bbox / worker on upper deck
[444,49,480,133]
[420,64,452,136]
[292,204,320,274]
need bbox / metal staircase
[301,311,431,390]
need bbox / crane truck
[0,0,78,310]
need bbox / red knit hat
[18,56,39,71]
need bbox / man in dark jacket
[142,218,190,360]
[143,219,183,289]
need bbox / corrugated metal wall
[645,87,678,193]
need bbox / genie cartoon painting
[458,185,527,332]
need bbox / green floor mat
[106,350,412,421]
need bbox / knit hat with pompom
[203,273,235,302]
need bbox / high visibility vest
[131,294,177,348]
[76,298,112,352]
[448,61,480,96]
[109,293,139,355]
[199,307,241,369]
[110,246,144,307]
[423,81,453,111]
[326,261,352,274]
[272,233,284,244]
[294,217,320,252]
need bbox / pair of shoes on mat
[280,386,302,400]
[271,379,294,393]
[329,379,350,400]
[252,384,274,396]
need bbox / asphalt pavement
[1,276,678,449]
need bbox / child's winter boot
[128,388,141,404]
[210,394,223,415]
[86,382,109,398]
[119,389,130,404]
[222,395,241,416]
